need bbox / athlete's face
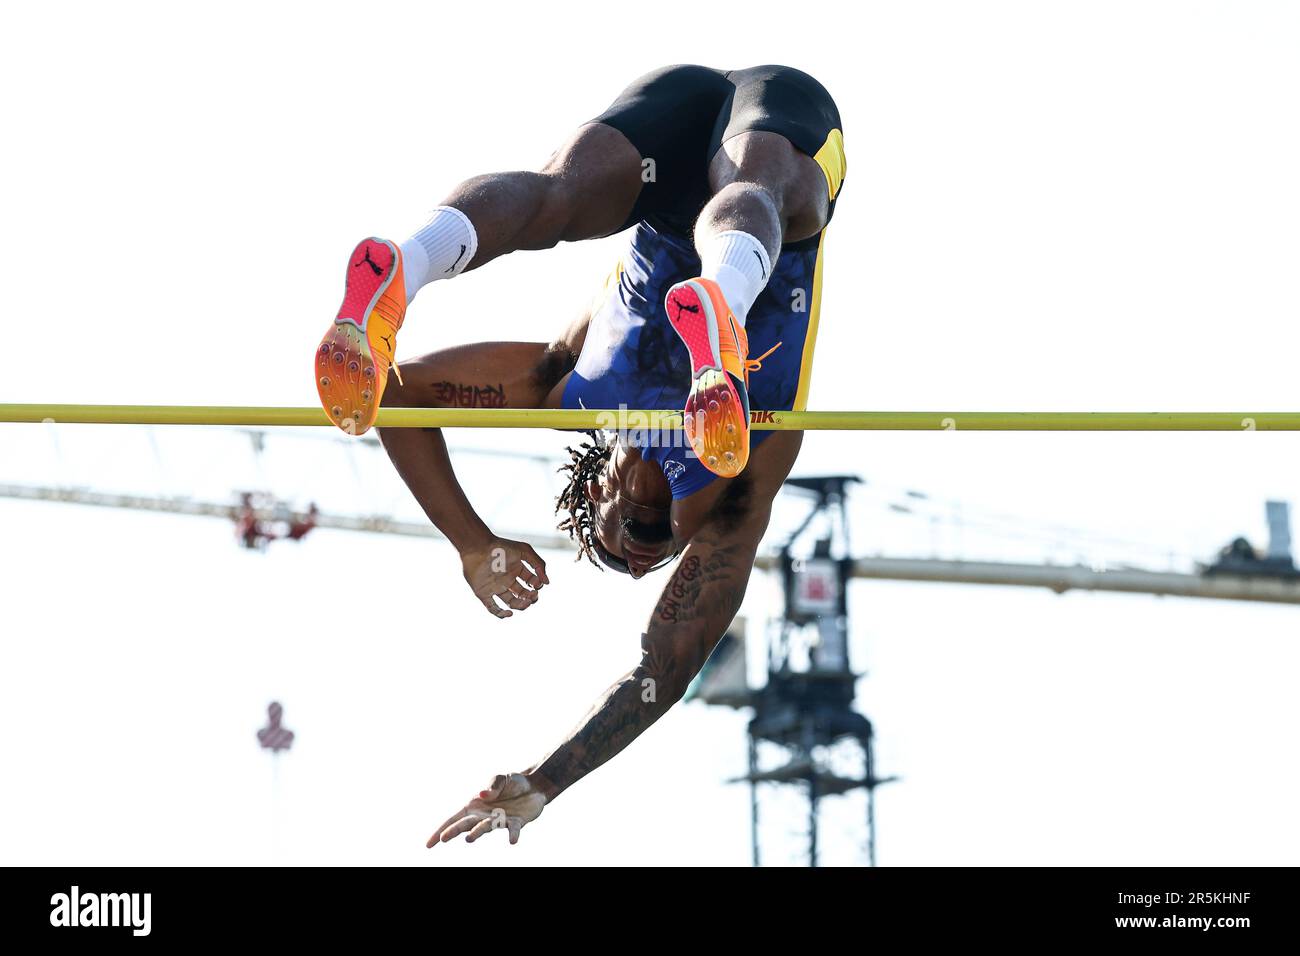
[586,461,678,578]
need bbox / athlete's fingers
[437,813,486,844]
[507,817,523,845]
[464,816,500,844]
[428,811,472,847]
[507,590,534,611]
[508,572,540,603]
[514,564,544,591]
[506,565,536,591]
[487,605,513,618]
[478,593,512,619]
[524,546,549,585]
[504,584,538,610]
[496,587,531,611]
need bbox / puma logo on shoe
[670,298,700,319]
[354,247,384,276]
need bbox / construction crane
[686,481,1299,866]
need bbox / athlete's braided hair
[555,433,614,567]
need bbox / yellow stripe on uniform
[793,128,843,410]
[792,229,827,412]
[813,128,846,200]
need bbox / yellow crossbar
[1,404,1299,430]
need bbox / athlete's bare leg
[440,123,644,270]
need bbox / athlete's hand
[460,536,549,618]
[427,772,546,848]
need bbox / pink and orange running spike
[665,277,780,479]
[314,238,407,435]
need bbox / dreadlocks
[556,432,614,567]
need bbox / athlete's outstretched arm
[426,513,768,847]
[528,512,767,798]
[426,433,803,847]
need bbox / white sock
[698,230,774,326]
[398,206,479,304]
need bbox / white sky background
[1,0,1298,865]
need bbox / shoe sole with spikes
[314,238,406,435]
[664,278,751,479]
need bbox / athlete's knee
[704,180,784,242]
[708,131,829,241]
[713,179,782,215]
[712,132,832,235]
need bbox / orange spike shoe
[314,238,407,435]
[665,278,779,479]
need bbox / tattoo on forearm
[532,631,680,793]
[530,539,753,798]
[432,381,507,408]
